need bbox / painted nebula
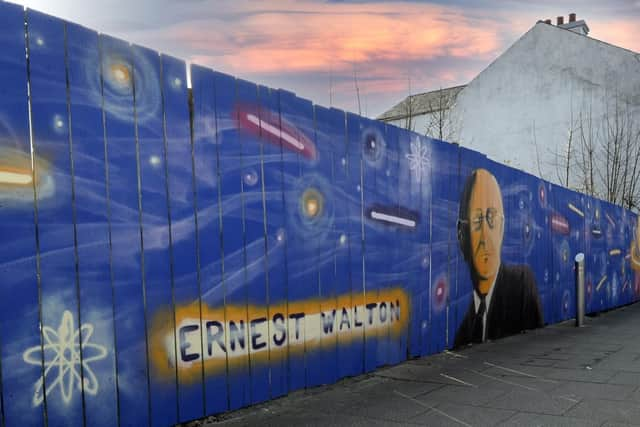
[301,187,323,219]
[286,174,334,241]
[362,127,386,168]
[101,55,133,97]
[92,50,161,123]
[108,62,133,91]
[243,169,259,187]
[538,182,546,207]
[432,275,448,312]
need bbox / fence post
[575,253,585,327]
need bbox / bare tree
[575,102,598,197]
[599,92,640,209]
[328,66,334,107]
[401,94,416,131]
[424,87,458,142]
[397,76,416,131]
[353,65,362,115]
[570,90,640,211]
[550,96,580,188]
[425,87,447,140]
[531,120,544,177]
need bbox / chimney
[556,13,590,36]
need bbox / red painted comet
[550,212,570,235]
[236,104,317,160]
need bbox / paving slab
[483,388,578,415]
[410,402,515,426]
[497,412,601,427]
[335,392,430,422]
[601,423,640,427]
[564,399,640,425]
[532,366,617,383]
[418,383,509,407]
[551,381,636,401]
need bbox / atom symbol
[405,137,429,181]
[23,310,108,407]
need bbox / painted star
[405,137,430,181]
[23,310,108,406]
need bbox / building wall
[451,22,640,190]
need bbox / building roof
[558,19,589,35]
[377,85,466,121]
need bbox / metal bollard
[575,253,585,327]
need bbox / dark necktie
[472,296,486,343]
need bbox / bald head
[461,169,504,294]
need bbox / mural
[631,217,640,271]
[0,4,639,426]
[454,169,543,347]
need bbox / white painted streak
[568,203,584,217]
[371,211,416,228]
[246,113,305,151]
[605,213,615,226]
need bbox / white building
[378,14,640,203]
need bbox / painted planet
[301,187,323,220]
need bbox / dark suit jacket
[453,263,544,348]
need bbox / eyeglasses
[460,208,504,231]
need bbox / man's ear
[497,216,505,260]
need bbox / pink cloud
[148,1,504,75]
[591,19,640,53]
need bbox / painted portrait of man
[631,216,640,271]
[454,168,543,347]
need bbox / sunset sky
[11,0,640,118]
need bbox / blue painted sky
[11,0,640,118]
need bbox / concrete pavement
[184,302,640,426]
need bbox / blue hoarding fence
[0,3,639,426]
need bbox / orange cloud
[155,1,503,75]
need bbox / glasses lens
[472,215,483,231]
[486,209,495,228]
